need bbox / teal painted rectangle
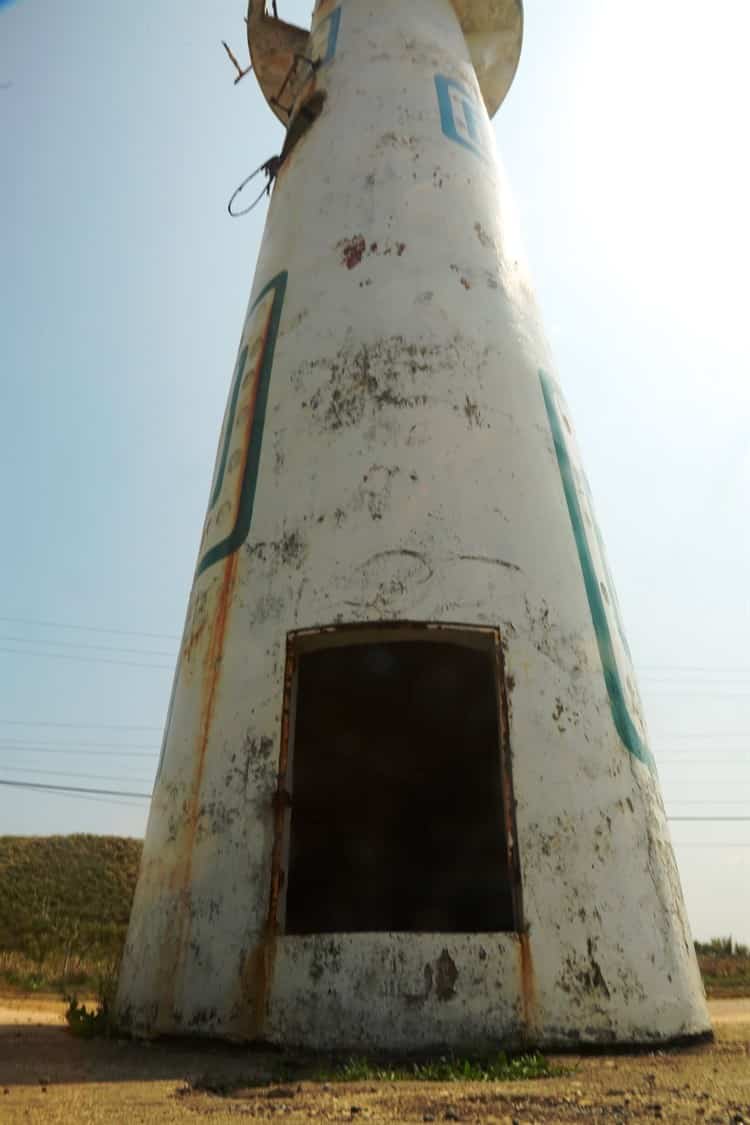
[197,271,288,578]
[539,369,655,769]
[434,74,488,163]
[322,6,341,64]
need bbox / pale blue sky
[1,0,748,942]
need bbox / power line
[0,776,745,819]
[652,732,750,738]
[0,737,161,747]
[645,678,750,686]
[0,751,157,760]
[0,634,174,658]
[15,787,149,810]
[45,792,147,810]
[0,747,727,766]
[0,747,157,759]
[655,740,750,746]
[643,688,750,698]
[0,719,163,730]
[643,672,750,680]
[6,616,750,677]
[0,738,159,749]
[0,614,179,641]
[670,819,750,828]
[0,645,171,670]
[0,740,719,765]
[641,665,750,674]
[0,779,150,799]
[0,765,154,785]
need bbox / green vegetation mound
[0,835,748,1000]
[0,834,142,991]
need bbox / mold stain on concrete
[463,395,482,427]
[247,528,308,571]
[435,949,458,1001]
[294,336,472,435]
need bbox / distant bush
[695,936,750,959]
[0,834,141,994]
[695,936,750,997]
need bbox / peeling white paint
[117,0,710,1048]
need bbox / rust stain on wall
[244,937,279,1040]
[247,635,297,1037]
[519,931,537,1035]
[157,311,276,1020]
[518,931,536,1036]
[337,236,407,270]
[162,549,240,1019]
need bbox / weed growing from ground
[63,958,119,1038]
[64,995,110,1038]
[326,1051,559,1083]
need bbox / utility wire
[643,689,750,698]
[7,615,750,676]
[0,765,154,784]
[0,720,163,730]
[0,615,179,640]
[0,645,171,670]
[17,788,148,810]
[0,747,730,765]
[651,732,750,738]
[0,739,159,750]
[0,634,174,658]
[1,777,747,819]
[0,779,150,799]
[0,747,157,759]
[668,816,750,822]
[641,665,750,674]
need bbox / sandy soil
[0,996,748,1124]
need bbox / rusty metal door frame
[266,620,524,937]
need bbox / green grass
[323,1051,559,1083]
[186,1051,561,1096]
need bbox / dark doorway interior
[284,638,516,934]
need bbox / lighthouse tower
[116,0,710,1048]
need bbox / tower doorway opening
[281,626,520,935]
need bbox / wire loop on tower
[227,156,281,217]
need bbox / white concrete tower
[117,0,711,1048]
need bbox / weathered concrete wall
[116,0,710,1047]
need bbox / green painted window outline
[539,368,654,769]
[196,270,288,578]
[208,343,249,511]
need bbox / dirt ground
[0,995,748,1124]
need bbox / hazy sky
[1,0,748,943]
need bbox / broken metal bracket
[221,39,253,85]
[270,53,320,117]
